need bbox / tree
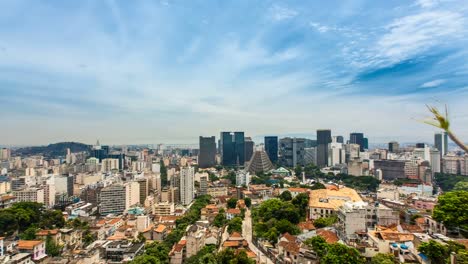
[321,243,365,264]
[20,226,38,240]
[457,250,468,264]
[227,198,238,209]
[45,234,62,257]
[294,166,303,177]
[132,255,161,264]
[313,216,337,228]
[227,217,243,234]
[418,240,449,264]
[244,197,251,208]
[230,250,255,264]
[433,191,468,234]
[143,242,170,263]
[304,236,328,257]
[454,181,468,191]
[213,212,226,228]
[371,253,395,264]
[280,190,292,201]
[292,193,309,219]
[216,248,236,264]
[0,211,19,236]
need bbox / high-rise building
[388,141,399,153]
[199,175,207,195]
[430,149,441,173]
[125,181,140,209]
[317,129,332,168]
[304,147,317,165]
[220,132,245,166]
[416,143,426,148]
[54,175,74,196]
[350,133,365,152]
[0,148,11,160]
[137,178,149,205]
[180,166,195,205]
[336,136,344,144]
[279,137,306,167]
[264,136,278,164]
[198,136,216,168]
[244,137,254,162]
[99,185,126,215]
[363,138,369,150]
[434,133,448,157]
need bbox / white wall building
[180,166,195,205]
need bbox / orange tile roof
[97,219,107,225]
[298,221,315,231]
[18,240,43,250]
[155,224,167,233]
[246,250,257,258]
[227,208,241,214]
[230,232,242,238]
[223,241,241,247]
[281,233,296,242]
[288,188,309,193]
[108,218,122,225]
[316,229,339,244]
[36,229,59,236]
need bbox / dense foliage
[13,142,91,158]
[279,190,292,201]
[0,202,65,237]
[304,236,365,264]
[227,198,238,209]
[131,242,169,264]
[252,199,301,243]
[432,191,468,235]
[435,173,468,191]
[291,193,309,219]
[313,216,338,228]
[162,195,211,248]
[371,253,395,264]
[323,174,380,191]
[418,240,467,264]
[227,217,243,234]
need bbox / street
[243,209,274,264]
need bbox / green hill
[13,142,91,158]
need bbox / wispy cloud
[420,79,446,88]
[268,4,298,21]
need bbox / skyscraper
[317,129,332,168]
[220,132,245,166]
[350,132,365,152]
[388,141,399,153]
[279,137,305,167]
[434,133,448,157]
[336,136,344,144]
[180,166,194,205]
[244,137,254,162]
[198,136,216,168]
[264,136,278,164]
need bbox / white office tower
[236,170,250,187]
[125,181,141,209]
[430,149,441,173]
[328,143,346,166]
[152,163,161,173]
[180,166,195,205]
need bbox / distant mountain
[13,142,92,158]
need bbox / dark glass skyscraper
[220,132,245,166]
[244,137,254,162]
[198,136,217,168]
[434,133,448,157]
[350,133,365,152]
[264,136,278,164]
[336,136,344,143]
[317,129,332,168]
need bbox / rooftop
[309,186,362,209]
[18,240,43,250]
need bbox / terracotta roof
[227,208,241,214]
[415,217,425,225]
[108,218,122,225]
[97,219,107,225]
[230,232,242,238]
[316,229,339,244]
[0,195,15,201]
[18,240,43,250]
[36,229,59,236]
[298,221,315,231]
[282,233,296,242]
[223,241,241,248]
[155,224,167,233]
[246,250,257,258]
[278,241,300,254]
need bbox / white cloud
[420,79,446,88]
[310,23,330,33]
[269,4,298,21]
[415,0,440,8]
[376,11,465,64]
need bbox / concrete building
[180,167,194,205]
[245,150,274,175]
[388,141,400,153]
[12,188,45,203]
[236,170,250,187]
[54,175,74,196]
[125,181,141,209]
[308,186,362,220]
[329,143,346,166]
[185,225,206,258]
[153,202,175,216]
[99,185,126,215]
[304,147,317,166]
[102,158,119,172]
[373,160,406,180]
[279,137,305,167]
[430,149,441,173]
[137,178,148,205]
[345,144,360,162]
[199,175,207,195]
[198,136,216,168]
[350,132,365,152]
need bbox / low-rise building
[308,186,362,220]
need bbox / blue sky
[1,0,468,145]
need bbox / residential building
[13,188,45,204]
[180,166,194,205]
[236,170,250,187]
[99,185,126,215]
[264,136,278,164]
[308,186,362,220]
[125,181,140,209]
[17,240,46,261]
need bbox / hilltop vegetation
[13,142,91,157]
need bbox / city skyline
[1,0,468,145]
